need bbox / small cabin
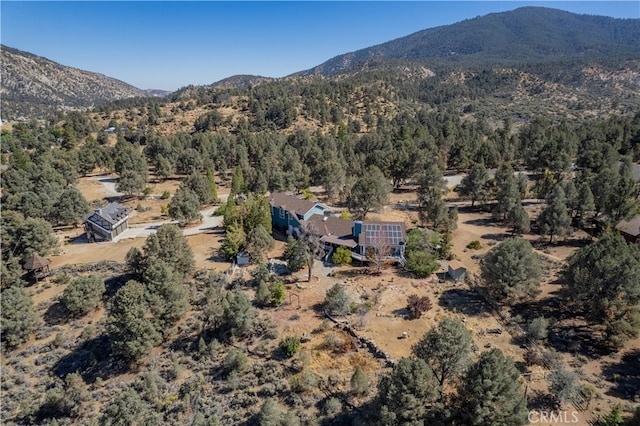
[237,251,250,266]
[447,259,467,282]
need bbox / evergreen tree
[142,262,188,330]
[348,165,390,220]
[245,224,275,263]
[575,181,596,224]
[350,366,370,396]
[376,358,440,425]
[254,280,271,307]
[49,187,90,226]
[417,163,450,230]
[206,168,218,202]
[325,283,351,316]
[155,155,173,181]
[62,276,105,317]
[282,236,307,272]
[243,195,273,234]
[455,348,527,426]
[549,366,579,408]
[564,234,640,347]
[222,289,255,338]
[507,204,530,235]
[412,317,473,390]
[481,238,542,303]
[168,186,201,225]
[142,224,195,277]
[1,286,38,348]
[220,223,246,261]
[459,162,490,207]
[108,280,161,361]
[493,164,519,221]
[117,168,148,197]
[230,166,246,196]
[184,172,216,205]
[538,184,572,244]
[606,157,640,225]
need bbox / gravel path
[113,206,223,241]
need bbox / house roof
[305,215,358,248]
[89,203,128,225]
[616,215,640,238]
[269,192,319,217]
[23,253,51,270]
[448,259,466,271]
[320,234,358,248]
[358,221,407,246]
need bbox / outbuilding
[447,259,467,282]
[84,203,129,242]
[23,253,51,281]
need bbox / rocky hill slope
[1,45,149,119]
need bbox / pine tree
[1,286,38,348]
[168,186,201,225]
[142,262,188,330]
[507,204,530,235]
[230,166,246,196]
[493,164,520,221]
[538,184,572,244]
[455,348,528,426]
[412,317,473,390]
[142,224,195,277]
[376,358,440,425]
[417,163,450,230]
[481,238,542,303]
[245,224,275,263]
[206,168,218,202]
[564,234,640,347]
[108,280,161,361]
[459,162,489,207]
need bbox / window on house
[280,208,285,219]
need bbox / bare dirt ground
[32,177,637,425]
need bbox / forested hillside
[300,7,640,76]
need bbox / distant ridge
[171,75,275,101]
[1,45,150,119]
[297,7,640,76]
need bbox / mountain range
[0,46,168,119]
[1,7,639,119]
[299,7,640,76]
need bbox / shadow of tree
[480,233,508,241]
[601,349,640,400]
[464,217,495,227]
[526,389,556,411]
[53,334,128,383]
[438,288,492,317]
[511,292,614,359]
[44,301,69,326]
[104,274,133,297]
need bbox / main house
[269,192,406,263]
[84,202,129,242]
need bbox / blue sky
[2,1,639,91]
